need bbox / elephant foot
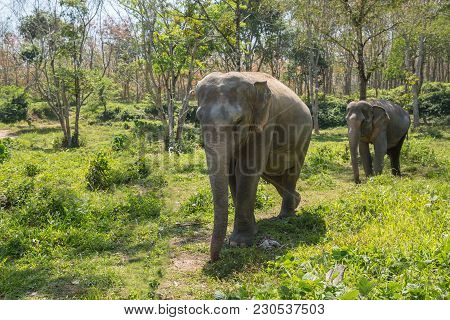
[277,191,300,218]
[229,229,256,247]
[277,210,296,219]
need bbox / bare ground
[0,130,16,139]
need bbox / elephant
[346,99,410,184]
[195,72,312,261]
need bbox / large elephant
[196,72,312,261]
[346,99,410,184]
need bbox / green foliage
[0,86,29,123]
[317,95,348,128]
[24,163,40,177]
[0,141,9,163]
[402,138,440,167]
[384,37,407,80]
[86,152,111,190]
[126,191,163,219]
[230,177,449,300]
[179,188,213,218]
[0,120,448,299]
[379,86,413,109]
[303,145,348,177]
[111,133,129,151]
[255,184,274,210]
[419,82,450,122]
[29,102,58,120]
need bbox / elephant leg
[373,133,387,175]
[263,172,300,218]
[387,134,406,176]
[278,171,300,218]
[359,142,373,177]
[230,172,259,247]
[228,160,237,205]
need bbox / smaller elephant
[346,99,410,184]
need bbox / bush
[86,152,111,190]
[402,138,440,167]
[126,191,163,219]
[0,86,29,123]
[29,101,57,120]
[255,184,274,210]
[97,107,120,121]
[16,185,81,227]
[316,95,347,128]
[0,141,9,163]
[379,86,413,109]
[24,163,40,177]
[111,133,129,151]
[303,146,341,177]
[419,82,450,122]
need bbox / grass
[0,120,449,300]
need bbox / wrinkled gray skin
[346,100,410,184]
[196,72,312,261]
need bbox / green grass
[0,121,449,299]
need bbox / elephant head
[346,100,390,184]
[195,74,272,261]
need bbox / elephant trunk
[204,129,232,261]
[348,128,361,184]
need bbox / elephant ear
[371,104,390,128]
[253,81,272,132]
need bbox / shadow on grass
[203,211,326,279]
[0,265,50,299]
[15,126,61,136]
[311,132,347,143]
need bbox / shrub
[414,126,443,139]
[132,120,165,142]
[379,85,413,109]
[402,138,440,167]
[126,191,163,219]
[24,163,40,177]
[419,82,450,122]
[29,101,57,120]
[306,172,336,190]
[255,184,274,210]
[1,178,34,208]
[120,109,141,121]
[144,105,160,118]
[97,108,120,121]
[111,133,129,151]
[86,152,111,190]
[317,95,348,128]
[179,189,213,217]
[0,141,9,163]
[303,146,340,176]
[0,86,29,123]
[16,185,81,227]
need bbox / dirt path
[0,130,16,139]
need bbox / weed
[86,152,111,190]
[24,163,40,177]
[0,141,9,163]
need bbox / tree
[322,0,400,100]
[399,0,446,128]
[19,1,108,147]
[121,0,211,150]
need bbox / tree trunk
[175,43,198,145]
[412,34,425,129]
[357,44,368,100]
[235,0,241,71]
[343,53,352,95]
